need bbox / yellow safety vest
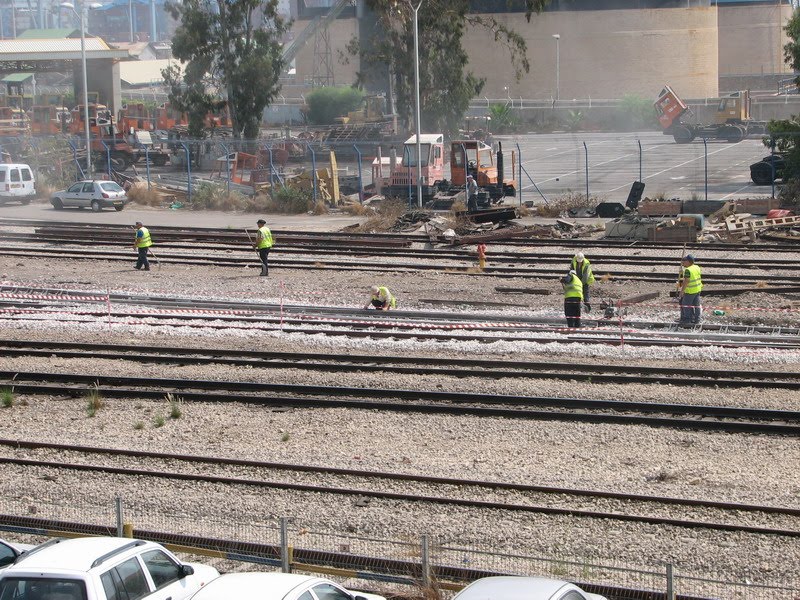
[563,274,584,300]
[571,258,595,285]
[257,225,273,249]
[372,286,396,308]
[682,264,702,295]
[136,227,152,249]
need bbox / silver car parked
[51,180,129,212]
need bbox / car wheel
[673,126,695,144]
[115,204,124,211]
[750,163,774,186]
[91,200,101,212]
[51,198,63,209]
[152,155,168,167]
[20,198,30,205]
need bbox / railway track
[3,285,800,350]
[3,244,793,284]
[3,338,800,390]
[2,370,799,435]
[3,218,800,254]
[0,439,797,538]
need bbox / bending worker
[133,221,152,271]
[561,269,583,328]
[677,254,703,325]
[253,218,274,277]
[365,285,396,311]
[466,175,478,212]
[571,252,595,312]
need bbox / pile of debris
[703,209,800,243]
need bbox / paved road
[507,130,773,204]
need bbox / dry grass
[35,182,55,200]
[517,204,531,217]
[191,182,249,211]
[536,191,600,218]
[754,280,769,288]
[354,198,408,232]
[127,184,164,207]
[311,201,329,215]
[341,202,372,216]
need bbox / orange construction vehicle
[385,133,446,202]
[0,106,29,135]
[654,85,766,144]
[29,105,71,135]
[447,139,516,199]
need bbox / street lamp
[410,0,423,208]
[552,34,560,102]
[60,1,101,177]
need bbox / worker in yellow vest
[364,285,396,310]
[253,219,274,276]
[133,221,152,271]
[677,254,703,325]
[571,252,595,312]
[561,269,583,328]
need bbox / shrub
[306,86,364,125]
[133,421,145,430]
[613,94,658,131]
[127,184,164,207]
[536,191,601,218]
[167,393,182,419]
[355,198,408,232]
[256,187,314,214]
[86,385,103,417]
[154,415,166,428]
[488,103,520,133]
[190,182,248,211]
[1,388,13,408]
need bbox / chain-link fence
[0,495,796,600]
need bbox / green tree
[162,0,287,139]
[350,0,548,136]
[784,8,800,89]
[306,87,364,125]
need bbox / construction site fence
[2,130,796,207]
[0,495,795,600]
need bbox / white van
[0,163,35,205]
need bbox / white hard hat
[575,252,585,262]
[370,285,379,293]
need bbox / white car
[188,572,386,600]
[0,538,33,569]
[51,180,129,212]
[0,536,219,600]
[453,576,608,600]
[0,163,36,205]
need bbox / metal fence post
[306,143,317,202]
[420,534,430,589]
[666,563,674,600]
[221,143,231,193]
[515,143,522,207]
[583,141,589,199]
[144,146,151,190]
[100,140,111,176]
[280,517,290,573]
[68,140,85,181]
[637,139,642,182]
[115,496,123,537]
[179,142,192,203]
[404,145,412,206]
[353,144,363,203]
[703,137,708,202]
[770,136,776,200]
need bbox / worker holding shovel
[250,219,274,277]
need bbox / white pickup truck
[0,537,218,600]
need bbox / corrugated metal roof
[1,72,34,83]
[0,37,129,60]
[17,28,79,39]
[120,59,183,86]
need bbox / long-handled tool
[245,228,264,273]
[147,248,162,271]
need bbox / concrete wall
[464,7,719,100]
[717,3,792,78]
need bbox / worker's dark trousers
[582,283,591,310]
[135,247,150,270]
[258,248,270,276]
[564,298,582,328]
[680,293,701,324]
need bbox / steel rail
[0,455,797,538]
[3,339,800,389]
[3,218,799,253]
[2,246,792,284]
[3,438,796,517]
[2,230,798,271]
[4,284,800,336]
[5,308,800,351]
[1,371,798,435]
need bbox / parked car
[0,538,34,569]
[750,154,786,185]
[188,572,386,600]
[0,163,36,205]
[50,180,129,212]
[0,536,219,600]
[453,576,608,600]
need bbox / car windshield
[0,577,88,600]
[99,182,123,192]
